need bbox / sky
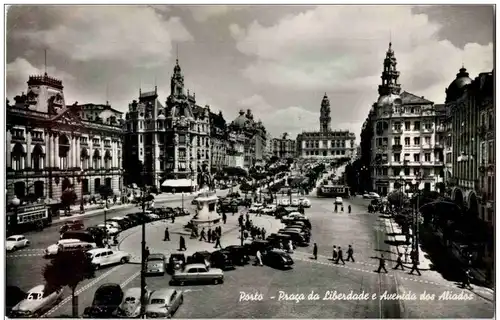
[5,5,494,141]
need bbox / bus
[7,204,52,235]
[317,185,350,198]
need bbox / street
[22,190,493,318]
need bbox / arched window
[104,150,112,169]
[81,148,90,169]
[94,178,101,193]
[59,135,70,169]
[32,144,44,170]
[93,149,101,169]
[14,181,26,198]
[12,143,26,170]
[34,181,44,199]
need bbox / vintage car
[146,253,167,276]
[96,223,120,236]
[6,286,27,315]
[281,212,306,223]
[10,285,63,318]
[6,235,30,252]
[114,287,150,318]
[210,250,235,270]
[59,219,84,234]
[170,263,224,286]
[291,199,301,207]
[248,203,264,213]
[86,248,131,269]
[261,205,277,215]
[299,198,311,208]
[167,253,186,274]
[187,251,211,268]
[262,249,294,269]
[145,288,184,318]
[83,283,124,318]
[224,245,250,265]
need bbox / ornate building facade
[229,109,267,168]
[296,94,356,160]
[123,60,211,191]
[209,111,229,172]
[369,43,444,195]
[270,133,296,159]
[7,73,124,208]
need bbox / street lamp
[139,185,148,317]
[10,195,21,235]
[398,171,405,208]
[80,170,85,213]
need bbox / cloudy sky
[6,5,494,140]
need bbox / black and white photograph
[3,3,495,319]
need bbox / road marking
[7,253,45,258]
[42,265,124,317]
[121,270,141,288]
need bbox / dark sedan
[210,250,235,270]
[167,253,186,274]
[224,245,250,265]
[262,249,294,269]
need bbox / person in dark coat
[335,246,345,265]
[341,206,344,212]
[214,234,222,249]
[261,228,266,240]
[313,243,318,260]
[144,246,150,259]
[207,229,212,243]
[222,212,227,224]
[377,254,388,273]
[346,245,355,262]
[179,236,186,251]
[171,215,175,223]
[332,245,338,261]
[348,205,351,213]
[393,253,405,270]
[408,257,421,276]
[164,227,170,241]
[199,228,207,241]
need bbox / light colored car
[146,213,160,220]
[334,197,343,205]
[145,288,184,319]
[261,204,277,215]
[86,248,130,269]
[281,212,306,222]
[249,203,264,213]
[299,198,311,208]
[146,253,167,276]
[45,239,83,257]
[280,199,290,206]
[369,192,381,199]
[6,235,30,252]
[115,287,150,318]
[171,263,224,286]
[362,193,371,199]
[106,221,122,231]
[97,224,120,235]
[291,199,300,207]
[10,285,62,318]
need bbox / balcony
[434,142,444,150]
[392,144,402,152]
[392,128,403,134]
[422,144,433,150]
[422,127,434,133]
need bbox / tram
[317,185,350,198]
[7,203,52,236]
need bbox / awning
[161,179,193,188]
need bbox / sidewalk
[118,211,284,264]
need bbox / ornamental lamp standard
[139,185,148,317]
[399,171,405,208]
[10,195,21,235]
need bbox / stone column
[26,129,32,168]
[6,130,12,168]
[48,133,54,168]
[76,137,81,169]
[54,133,59,168]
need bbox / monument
[190,164,221,227]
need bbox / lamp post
[80,170,85,213]
[139,185,148,317]
[411,177,424,263]
[10,195,21,235]
[398,171,405,209]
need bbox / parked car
[106,221,123,231]
[96,223,120,236]
[114,287,150,318]
[261,204,277,215]
[299,198,311,208]
[170,264,224,286]
[145,289,184,319]
[210,250,236,270]
[61,230,102,247]
[249,203,264,213]
[262,249,294,269]
[6,235,30,252]
[146,253,167,276]
[188,251,211,268]
[83,284,124,318]
[291,199,300,207]
[224,245,250,265]
[281,212,306,223]
[334,197,343,205]
[244,239,273,256]
[280,199,290,206]
[59,219,84,234]
[86,248,131,269]
[6,286,26,316]
[280,230,309,246]
[109,217,131,230]
[167,253,186,274]
[10,285,63,318]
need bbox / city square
[4,4,495,319]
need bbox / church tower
[320,93,331,132]
[378,42,401,97]
[170,59,185,98]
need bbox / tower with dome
[229,109,268,168]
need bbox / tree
[43,250,95,317]
[98,185,114,201]
[61,187,77,215]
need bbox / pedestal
[190,191,221,228]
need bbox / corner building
[7,73,124,208]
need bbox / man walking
[332,245,338,261]
[199,228,207,241]
[393,253,405,270]
[179,236,187,251]
[348,205,351,214]
[214,234,222,249]
[164,227,170,241]
[313,243,318,260]
[336,246,345,265]
[408,258,422,276]
[222,212,227,224]
[256,249,263,266]
[377,254,388,273]
[346,245,355,262]
[207,228,212,243]
[261,227,266,240]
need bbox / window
[404,121,410,130]
[424,122,432,130]
[413,137,420,145]
[341,150,345,155]
[414,154,420,162]
[382,168,388,175]
[394,137,401,145]
[179,135,186,144]
[488,113,493,130]
[404,167,410,175]
[424,153,431,162]
[424,137,431,145]
[393,167,400,176]
[80,137,88,144]
[94,178,101,193]
[382,137,388,146]
[394,153,401,162]
[404,137,410,146]
[394,122,401,131]
[488,141,494,164]
[93,138,100,145]
[423,168,431,176]
[13,129,25,139]
[414,121,421,130]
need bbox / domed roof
[157,113,165,120]
[377,94,402,107]
[232,109,249,128]
[446,66,472,102]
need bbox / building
[270,133,296,159]
[229,109,267,168]
[296,94,356,160]
[209,111,229,173]
[7,72,124,210]
[123,59,211,191]
[227,131,245,168]
[369,43,444,195]
[434,103,451,188]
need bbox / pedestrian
[313,243,318,260]
[346,245,355,262]
[214,234,222,249]
[393,253,405,270]
[144,246,150,259]
[336,246,345,265]
[171,215,175,224]
[164,227,170,241]
[332,245,338,261]
[334,205,338,213]
[256,249,263,266]
[348,205,351,213]
[408,258,421,276]
[288,239,294,253]
[199,228,207,241]
[238,215,244,227]
[207,229,212,243]
[261,228,266,240]
[246,212,250,221]
[462,269,472,289]
[341,206,344,212]
[222,212,227,224]
[377,254,388,273]
[179,236,186,251]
